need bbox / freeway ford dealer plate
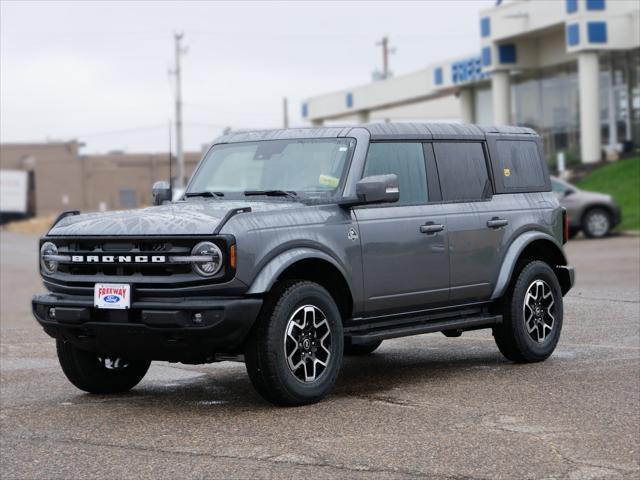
[94,283,131,310]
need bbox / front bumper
[32,293,263,362]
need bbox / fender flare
[491,231,568,300]
[247,247,352,296]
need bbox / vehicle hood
[566,189,616,205]
[47,200,304,236]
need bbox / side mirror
[564,188,576,197]
[152,181,172,206]
[340,174,399,207]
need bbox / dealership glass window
[363,143,427,205]
[433,142,491,201]
[510,65,580,168]
[599,49,640,151]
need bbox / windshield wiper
[184,191,224,198]
[243,190,298,199]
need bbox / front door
[354,142,450,316]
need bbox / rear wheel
[582,208,611,238]
[344,338,383,356]
[245,280,344,406]
[493,261,563,363]
[56,340,150,394]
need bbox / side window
[363,142,428,205]
[495,140,546,189]
[433,142,491,201]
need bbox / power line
[182,102,280,118]
[73,124,168,138]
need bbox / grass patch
[577,157,640,231]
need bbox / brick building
[0,141,203,216]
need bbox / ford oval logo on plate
[104,295,120,303]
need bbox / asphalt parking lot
[1,231,638,480]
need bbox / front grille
[56,239,194,276]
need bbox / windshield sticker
[339,146,348,151]
[318,174,339,188]
[503,168,511,177]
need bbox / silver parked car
[551,177,621,238]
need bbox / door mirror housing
[564,188,576,197]
[341,174,399,207]
[152,181,172,206]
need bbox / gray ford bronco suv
[33,123,574,406]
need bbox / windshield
[187,138,355,198]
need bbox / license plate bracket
[94,283,131,310]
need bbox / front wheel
[493,261,563,363]
[245,280,344,406]
[56,340,150,394]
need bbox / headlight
[191,241,223,277]
[40,242,59,274]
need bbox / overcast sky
[1,0,494,153]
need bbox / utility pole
[375,36,395,80]
[282,97,289,128]
[171,32,187,189]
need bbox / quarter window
[495,140,546,190]
[433,142,491,201]
[363,143,428,205]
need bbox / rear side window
[363,143,428,205]
[433,142,491,201]
[495,140,546,190]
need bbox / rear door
[354,142,450,316]
[432,141,505,303]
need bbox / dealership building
[303,0,640,165]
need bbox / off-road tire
[344,338,383,356]
[582,208,611,238]
[244,280,344,406]
[57,340,151,394]
[493,261,563,363]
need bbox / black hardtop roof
[213,122,538,144]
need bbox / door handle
[487,218,509,229]
[420,223,445,234]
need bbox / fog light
[193,312,203,325]
[48,307,56,319]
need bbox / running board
[347,314,502,343]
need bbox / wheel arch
[247,248,354,321]
[492,232,572,299]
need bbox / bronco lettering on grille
[71,255,166,263]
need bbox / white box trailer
[0,169,28,216]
